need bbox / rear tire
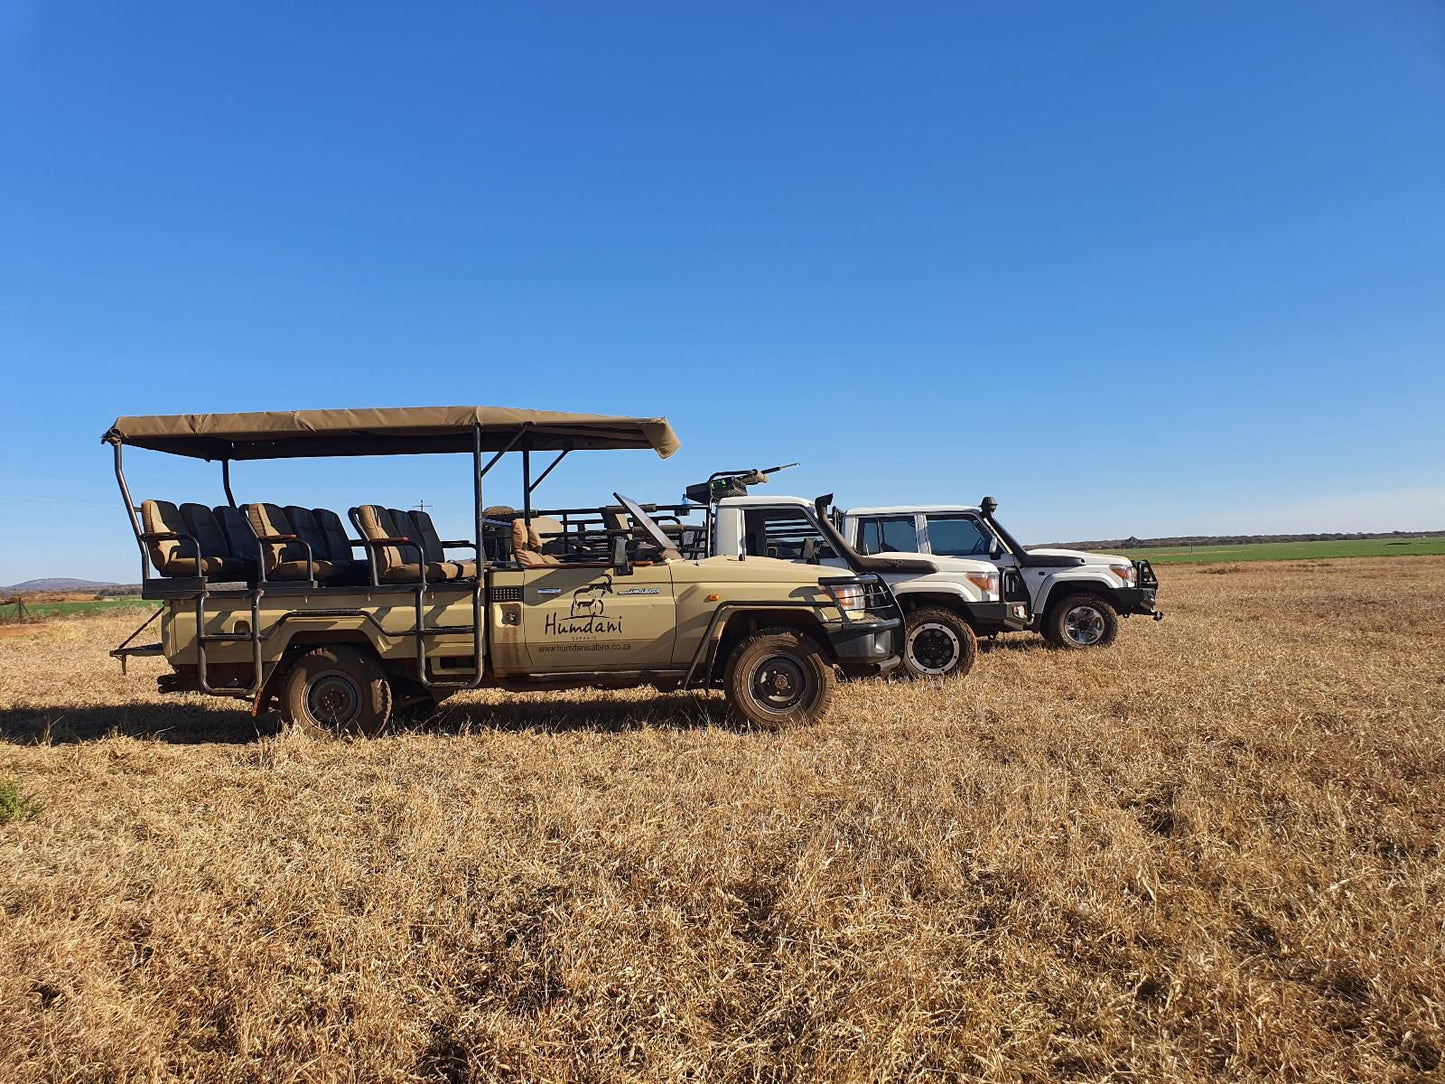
[282,646,392,737]
[901,607,978,679]
[1043,594,1119,649]
[723,628,835,730]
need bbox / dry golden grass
[2,560,1443,1082]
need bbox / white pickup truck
[837,497,1163,649]
[704,493,1033,679]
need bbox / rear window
[742,508,836,560]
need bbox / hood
[896,551,999,574]
[1027,547,1129,566]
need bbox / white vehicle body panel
[841,505,1134,617]
[711,495,1002,609]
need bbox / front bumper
[1116,559,1164,619]
[826,616,903,676]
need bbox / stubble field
[1,559,1442,1082]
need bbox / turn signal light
[964,571,999,595]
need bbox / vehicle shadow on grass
[0,695,727,746]
[979,635,1051,655]
[0,702,281,746]
[407,692,730,736]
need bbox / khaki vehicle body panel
[158,556,856,686]
[669,556,841,665]
[517,563,676,672]
[162,585,489,671]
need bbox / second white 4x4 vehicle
[838,497,1163,649]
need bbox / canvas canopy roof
[104,406,681,461]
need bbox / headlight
[964,570,999,596]
[1109,562,1137,586]
[830,583,865,610]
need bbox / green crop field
[1130,535,1445,565]
[0,596,151,621]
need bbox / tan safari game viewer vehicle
[104,407,904,733]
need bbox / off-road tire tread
[901,606,979,679]
[723,627,835,730]
[282,646,393,738]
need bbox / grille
[491,586,522,602]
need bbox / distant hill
[2,578,127,594]
[1046,529,1445,550]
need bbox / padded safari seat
[408,509,478,578]
[140,499,249,580]
[180,503,256,581]
[215,505,260,566]
[285,506,367,583]
[511,518,561,568]
[350,505,476,584]
[246,503,340,582]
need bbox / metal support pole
[222,459,237,507]
[471,423,485,685]
[110,439,149,580]
[474,424,485,565]
[527,450,568,497]
[522,449,532,524]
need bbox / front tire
[723,628,836,730]
[901,607,978,679]
[282,646,393,737]
[1043,594,1119,649]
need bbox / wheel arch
[253,627,387,715]
[894,589,983,629]
[1040,579,1118,620]
[709,608,833,681]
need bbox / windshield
[613,492,677,554]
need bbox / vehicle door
[519,562,676,672]
[921,513,1036,615]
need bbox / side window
[925,515,996,557]
[858,516,919,554]
[742,508,836,560]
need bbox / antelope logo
[544,580,623,637]
[570,582,610,618]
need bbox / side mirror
[610,534,633,575]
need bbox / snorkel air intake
[812,495,938,575]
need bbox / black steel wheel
[901,607,979,679]
[282,646,392,737]
[723,627,835,730]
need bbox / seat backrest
[246,503,306,569]
[215,506,259,562]
[510,518,559,568]
[284,506,330,562]
[352,505,419,576]
[180,503,233,561]
[140,499,189,573]
[407,509,446,564]
[312,508,354,564]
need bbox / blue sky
[2,1,1443,583]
